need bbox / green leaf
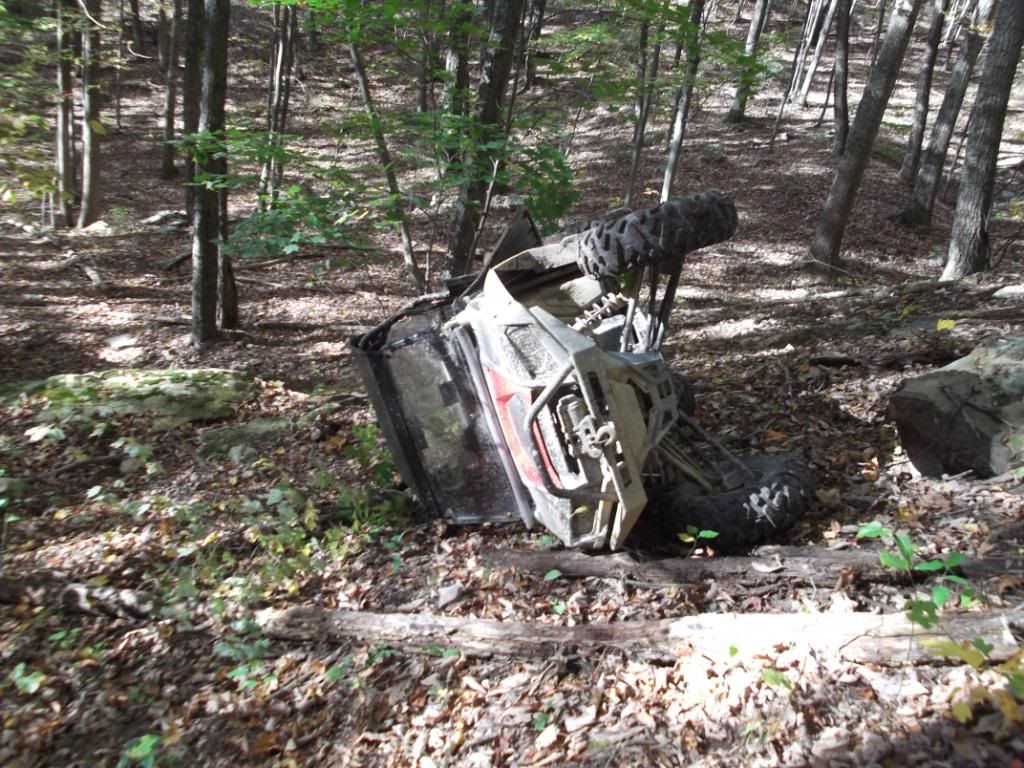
[543,569,561,581]
[532,712,551,731]
[907,599,939,629]
[88,118,107,136]
[857,521,890,539]
[936,318,957,332]
[698,529,719,539]
[960,592,980,608]
[550,600,567,615]
[879,550,910,571]
[913,559,945,572]
[127,733,160,760]
[1007,673,1024,699]
[761,668,792,690]
[931,585,951,608]
[9,663,45,694]
[325,665,347,684]
[970,637,994,656]
[729,644,739,657]
[894,533,916,563]
[951,700,973,723]
[923,638,986,668]
[943,551,966,568]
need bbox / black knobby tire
[648,456,812,549]
[576,190,738,278]
[545,208,631,242]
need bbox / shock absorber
[571,292,628,332]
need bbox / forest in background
[1,0,1023,765]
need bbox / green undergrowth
[857,522,1024,729]
[1,369,415,761]
[1,366,409,620]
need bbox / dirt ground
[1,3,1023,766]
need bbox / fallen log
[160,250,190,271]
[79,263,108,294]
[482,546,1023,586]
[889,337,1024,478]
[0,575,155,618]
[259,605,1023,666]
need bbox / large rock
[889,338,1024,478]
[1,368,253,430]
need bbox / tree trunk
[182,0,202,223]
[807,0,923,270]
[890,338,1024,476]
[523,0,546,90]
[158,2,169,71]
[631,19,650,146]
[258,3,296,208]
[625,24,663,207]
[941,1,1024,280]
[160,0,182,179]
[191,0,229,348]
[869,0,888,67]
[77,0,102,229]
[442,0,472,118]
[832,0,851,154]
[898,0,948,183]
[127,0,143,51]
[725,0,770,122]
[114,0,124,129]
[769,0,814,150]
[304,7,317,56]
[415,0,435,113]
[897,0,995,229]
[789,0,826,101]
[796,0,839,107]
[55,0,76,228]
[349,44,426,290]
[661,0,705,202]
[443,0,525,278]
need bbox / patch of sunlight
[697,316,780,341]
[98,345,145,365]
[306,341,350,357]
[746,287,814,302]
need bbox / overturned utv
[352,190,812,551]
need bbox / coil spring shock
[571,292,628,332]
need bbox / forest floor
[1,4,1024,767]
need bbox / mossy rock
[198,402,345,459]
[199,417,295,459]
[0,368,253,430]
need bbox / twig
[75,0,110,29]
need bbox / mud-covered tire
[648,456,812,549]
[576,190,738,278]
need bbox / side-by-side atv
[351,190,812,551]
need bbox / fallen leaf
[563,705,597,733]
[534,723,559,750]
